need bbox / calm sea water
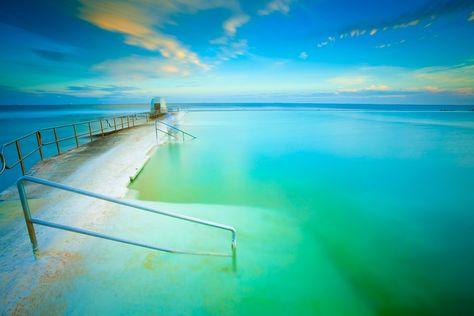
[126,109,474,315]
[1,103,472,193]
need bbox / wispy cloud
[79,0,249,71]
[456,87,474,94]
[66,84,137,94]
[317,36,335,47]
[328,75,367,86]
[317,0,473,49]
[18,61,474,104]
[210,8,250,63]
[413,63,474,88]
[335,84,392,94]
[376,39,406,49]
[78,0,209,70]
[327,63,474,100]
[258,0,295,16]
[219,39,248,60]
[299,51,308,60]
[320,19,419,48]
[348,0,472,33]
[93,55,197,79]
[393,19,420,29]
[223,14,250,36]
[424,22,434,28]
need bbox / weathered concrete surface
[0,113,179,313]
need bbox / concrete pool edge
[0,112,180,312]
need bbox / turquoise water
[127,110,474,315]
[1,103,472,192]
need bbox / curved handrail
[157,120,196,139]
[17,176,236,257]
[154,120,196,141]
[156,127,179,139]
[0,112,150,176]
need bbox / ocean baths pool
[9,109,473,315]
[128,110,474,315]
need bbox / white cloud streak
[317,17,423,49]
[393,19,420,29]
[78,0,250,74]
[376,39,406,49]
[258,0,294,16]
[223,14,250,36]
[93,56,195,79]
[299,51,308,60]
[78,0,213,70]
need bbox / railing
[155,125,178,140]
[154,120,196,142]
[17,176,236,257]
[167,106,185,113]
[0,112,150,176]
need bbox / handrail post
[120,116,124,129]
[127,116,130,128]
[17,179,38,251]
[15,140,26,175]
[99,120,104,136]
[53,128,61,155]
[113,117,117,131]
[36,131,44,161]
[73,124,79,148]
[88,122,93,142]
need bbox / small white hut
[150,97,167,115]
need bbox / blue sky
[0,0,473,105]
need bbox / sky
[0,0,473,105]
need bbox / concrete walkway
[0,113,179,313]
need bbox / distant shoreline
[1,102,473,109]
[0,103,473,112]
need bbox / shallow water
[128,110,474,315]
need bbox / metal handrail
[158,120,196,139]
[0,112,150,176]
[17,176,236,257]
[155,127,179,140]
[154,120,196,142]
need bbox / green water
[128,110,474,315]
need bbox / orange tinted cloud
[78,0,208,69]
